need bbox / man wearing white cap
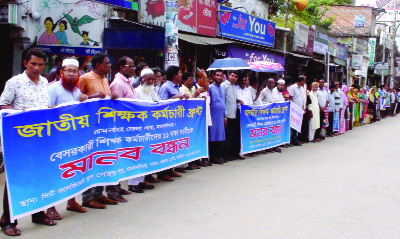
[47,58,90,220]
[48,58,88,106]
[272,79,286,103]
[135,68,161,101]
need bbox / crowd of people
[0,48,398,236]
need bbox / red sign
[178,0,217,36]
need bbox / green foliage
[268,0,352,29]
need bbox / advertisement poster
[240,102,290,154]
[165,0,179,69]
[2,99,207,220]
[33,0,105,54]
[178,0,217,36]
[218,6,275,47]
[226,46,285,65]
[368,38,377,67]
[293,22,315,56]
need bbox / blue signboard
[355,15,366,27]
[240,102,290,154]
[2,99,207,220]
[218,6,275,47]
[37,45,103,56]
[95,0,138,10]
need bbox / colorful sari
[339,85,348,134]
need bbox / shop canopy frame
[248,61,285,73]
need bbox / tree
[267,0,352,30]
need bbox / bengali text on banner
[240,102,291,154]
[1,99,207,220]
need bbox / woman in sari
[339,85,348,134]
[366,88,376,123]
[308,82,321,142]
[347,87,355,129]
[359,88,367,125]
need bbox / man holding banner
[79,53,120,209]
[0,48,56,236]
[289,76,306,146]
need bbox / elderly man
[260,78,275,104]
[47,58,90,219]
[0,48,56,236]
[315,78,329,140]
[157,66,189,181]
[79,53,119,209]
[272,79,286,102]
[289,76,306,146]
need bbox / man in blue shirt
[157,66,188,181]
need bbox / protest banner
[240,102,290,154]
[289,101,304,132]
[333,111,339,132]
[1,99,207,220]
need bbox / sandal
[46,206,62,220]
[66,202,87,213]
[32,215,57,226]
[1,225,21,236]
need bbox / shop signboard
[313,29,329,55]
[368,38,376,67]
[337,44,348,59]
[226,46,285,66]
[218,6,275,47]
[328,36,338,57]
[352,55,362,70]
[293,22,314,56]
[354,15,366,27]
[31,0,105,55]
[178,0,217,36]
[95,0,138,10]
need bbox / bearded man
[47,58,90,219]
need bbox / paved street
[1,117,400,239]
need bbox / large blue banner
[2,99,207,220]
[218,6,275,47]
[240,102,290,154]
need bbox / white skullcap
[62,58,79,68]
[141,68,154,76]
[277,79,285,84]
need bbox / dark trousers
[396,103,400,114]
[327,112,334,135]
[315,111,325,138]
[82,186,104,202]
[223,115,239,157]
[389,103,395,116]
[1,183,47,227]
[298,112,309,142]
[209,141,224,160]
[290,128,298,144]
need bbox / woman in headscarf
[308,82,321,142]
[358,88,366,125]
[353,88,361,127]
[339,85,348,134]
[367,87,377,123]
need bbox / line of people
[0,48,396,236]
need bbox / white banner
[290,101,304,133]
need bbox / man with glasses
[110,56,136,99]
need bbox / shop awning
[333,57,346,66]
[287,52,312,59]
[179,33,233,45]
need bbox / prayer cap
[62,58,79,67]
[141,68,154,76]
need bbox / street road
[1,117,400,239]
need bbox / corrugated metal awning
[179,33,233,45]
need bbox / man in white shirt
[315,78,329,140]
[289,76,306,146]
[0,48,56,236]
[272,79,286,102]
[259,78,275,104]
[135,69,161,102]
[236,76,253,106]
[248,77,263,105]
